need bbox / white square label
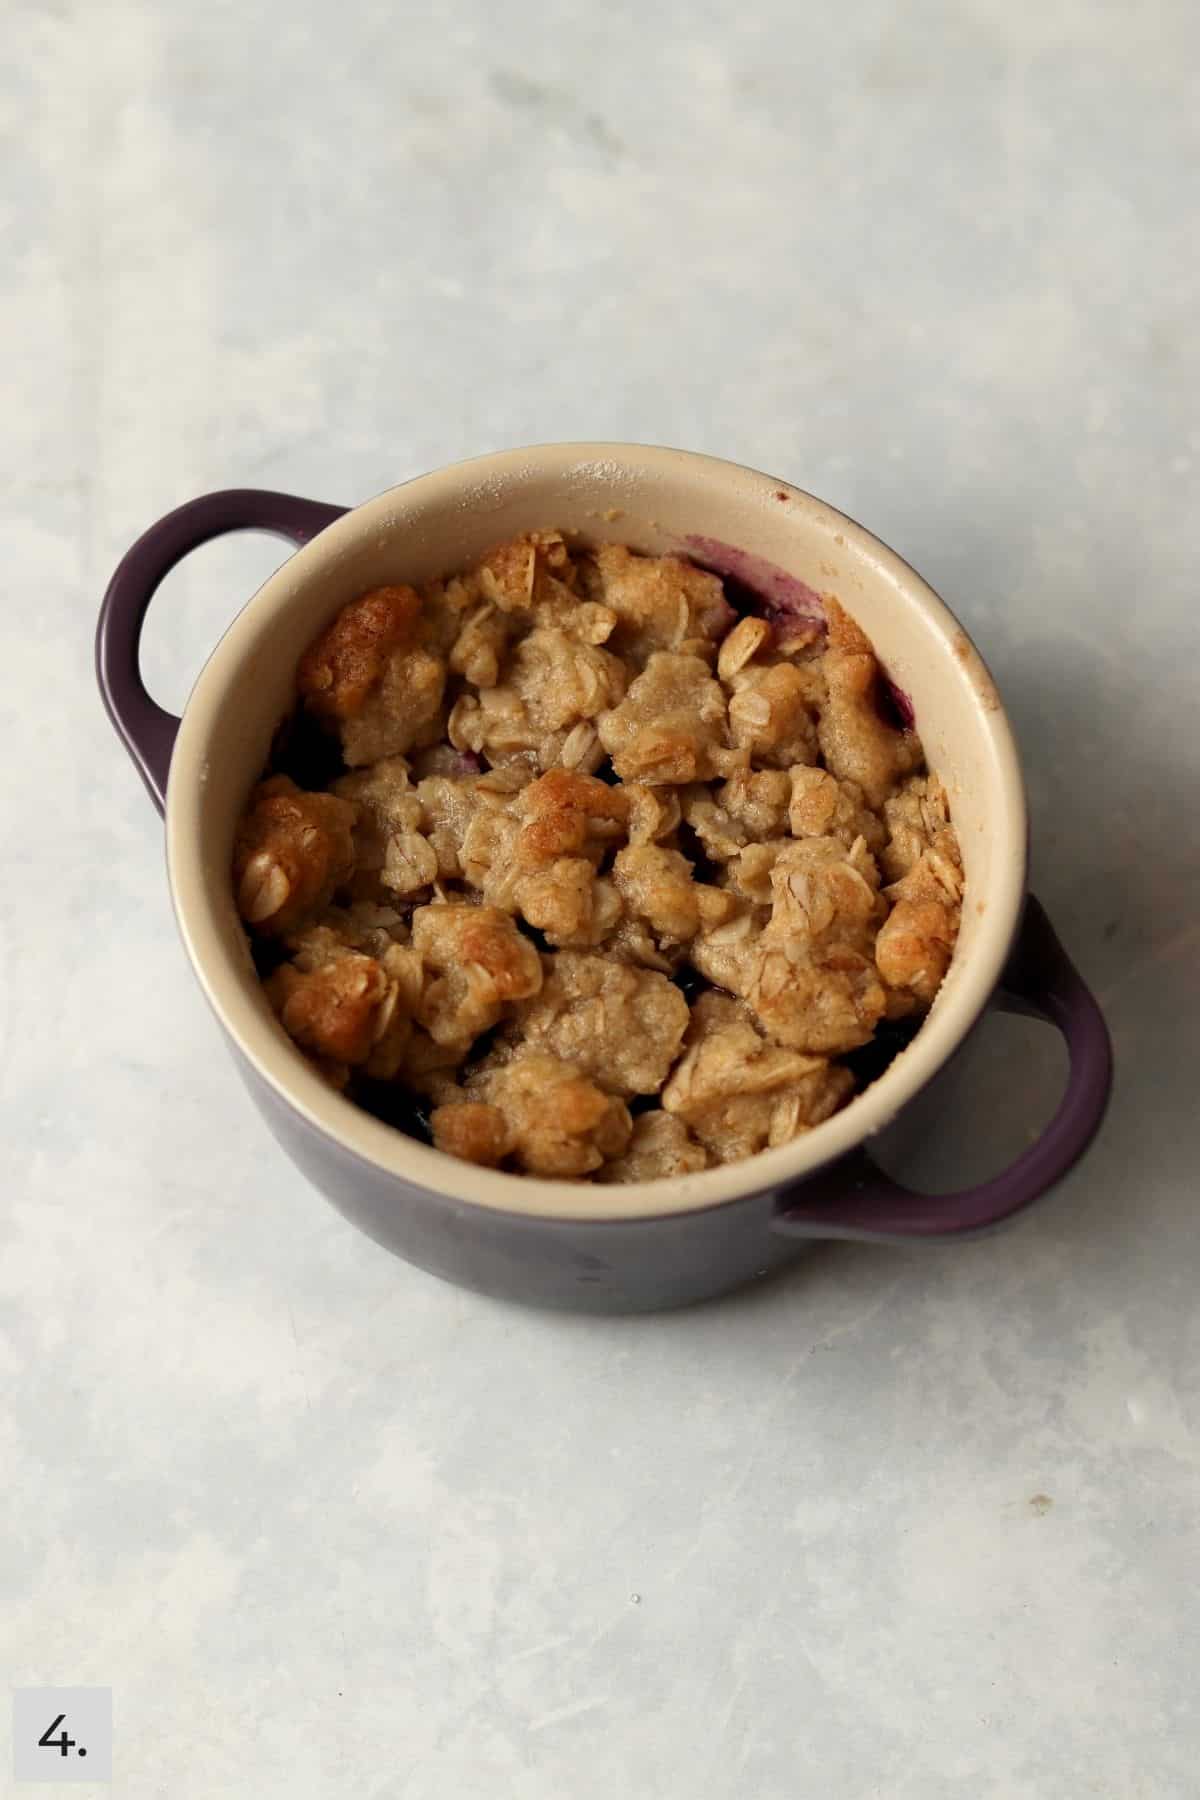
[12,1689,112,1783]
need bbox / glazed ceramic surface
[97,446,1111,1308]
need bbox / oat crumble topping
[233,530,963,1183]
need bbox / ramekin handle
[772,896,1113,1242]
[96,488,347,814]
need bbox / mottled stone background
[4,1,1198,1793]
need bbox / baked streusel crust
[234,531,962,1182]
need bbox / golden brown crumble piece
[689,914,884,1059]
[513,858,623,949]
[447,691,603,777]
[420,766,530,887]
[624,782,683,845]
[298,584,447,767]
[476,530,575,612]
[333,757,436,898]
[750,835,887,1052]
[236,530,965,1182]
[681,767,793,863]
[508,951,690,1097]
[476,531,620,649]
[275,908,423,1078]
[284,901,410,965]
[879,774,961,890]
[875,899,957,1007]
[597,652,741,785]
[430,1100,513,1169]
[748,942,887,1056]
[612,845,736,945]
[457,803,524,910]
[596,1111,709,1182]
[727,662,821,768]
[723,769,885,903]
[412,902,543,1050]
[514,768,629,867]
[448,599,508,689]
[816,600,922,807]
[447,626,626,776]
[875,774,964,1007]
[508,628,627,734]
[721,840,791,903]
[585,543,734,665]
[455,769,629,932]
[411,773,486,882]
[662,993,853,1163]
[233,776,357,936]
[764,835,883,949]
[438,1052,632,1177]
[297,585,422,721]
[690,836,887,1055]
[267,953,399,1067]
[685,904,766,995]
[788,766,886,852]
